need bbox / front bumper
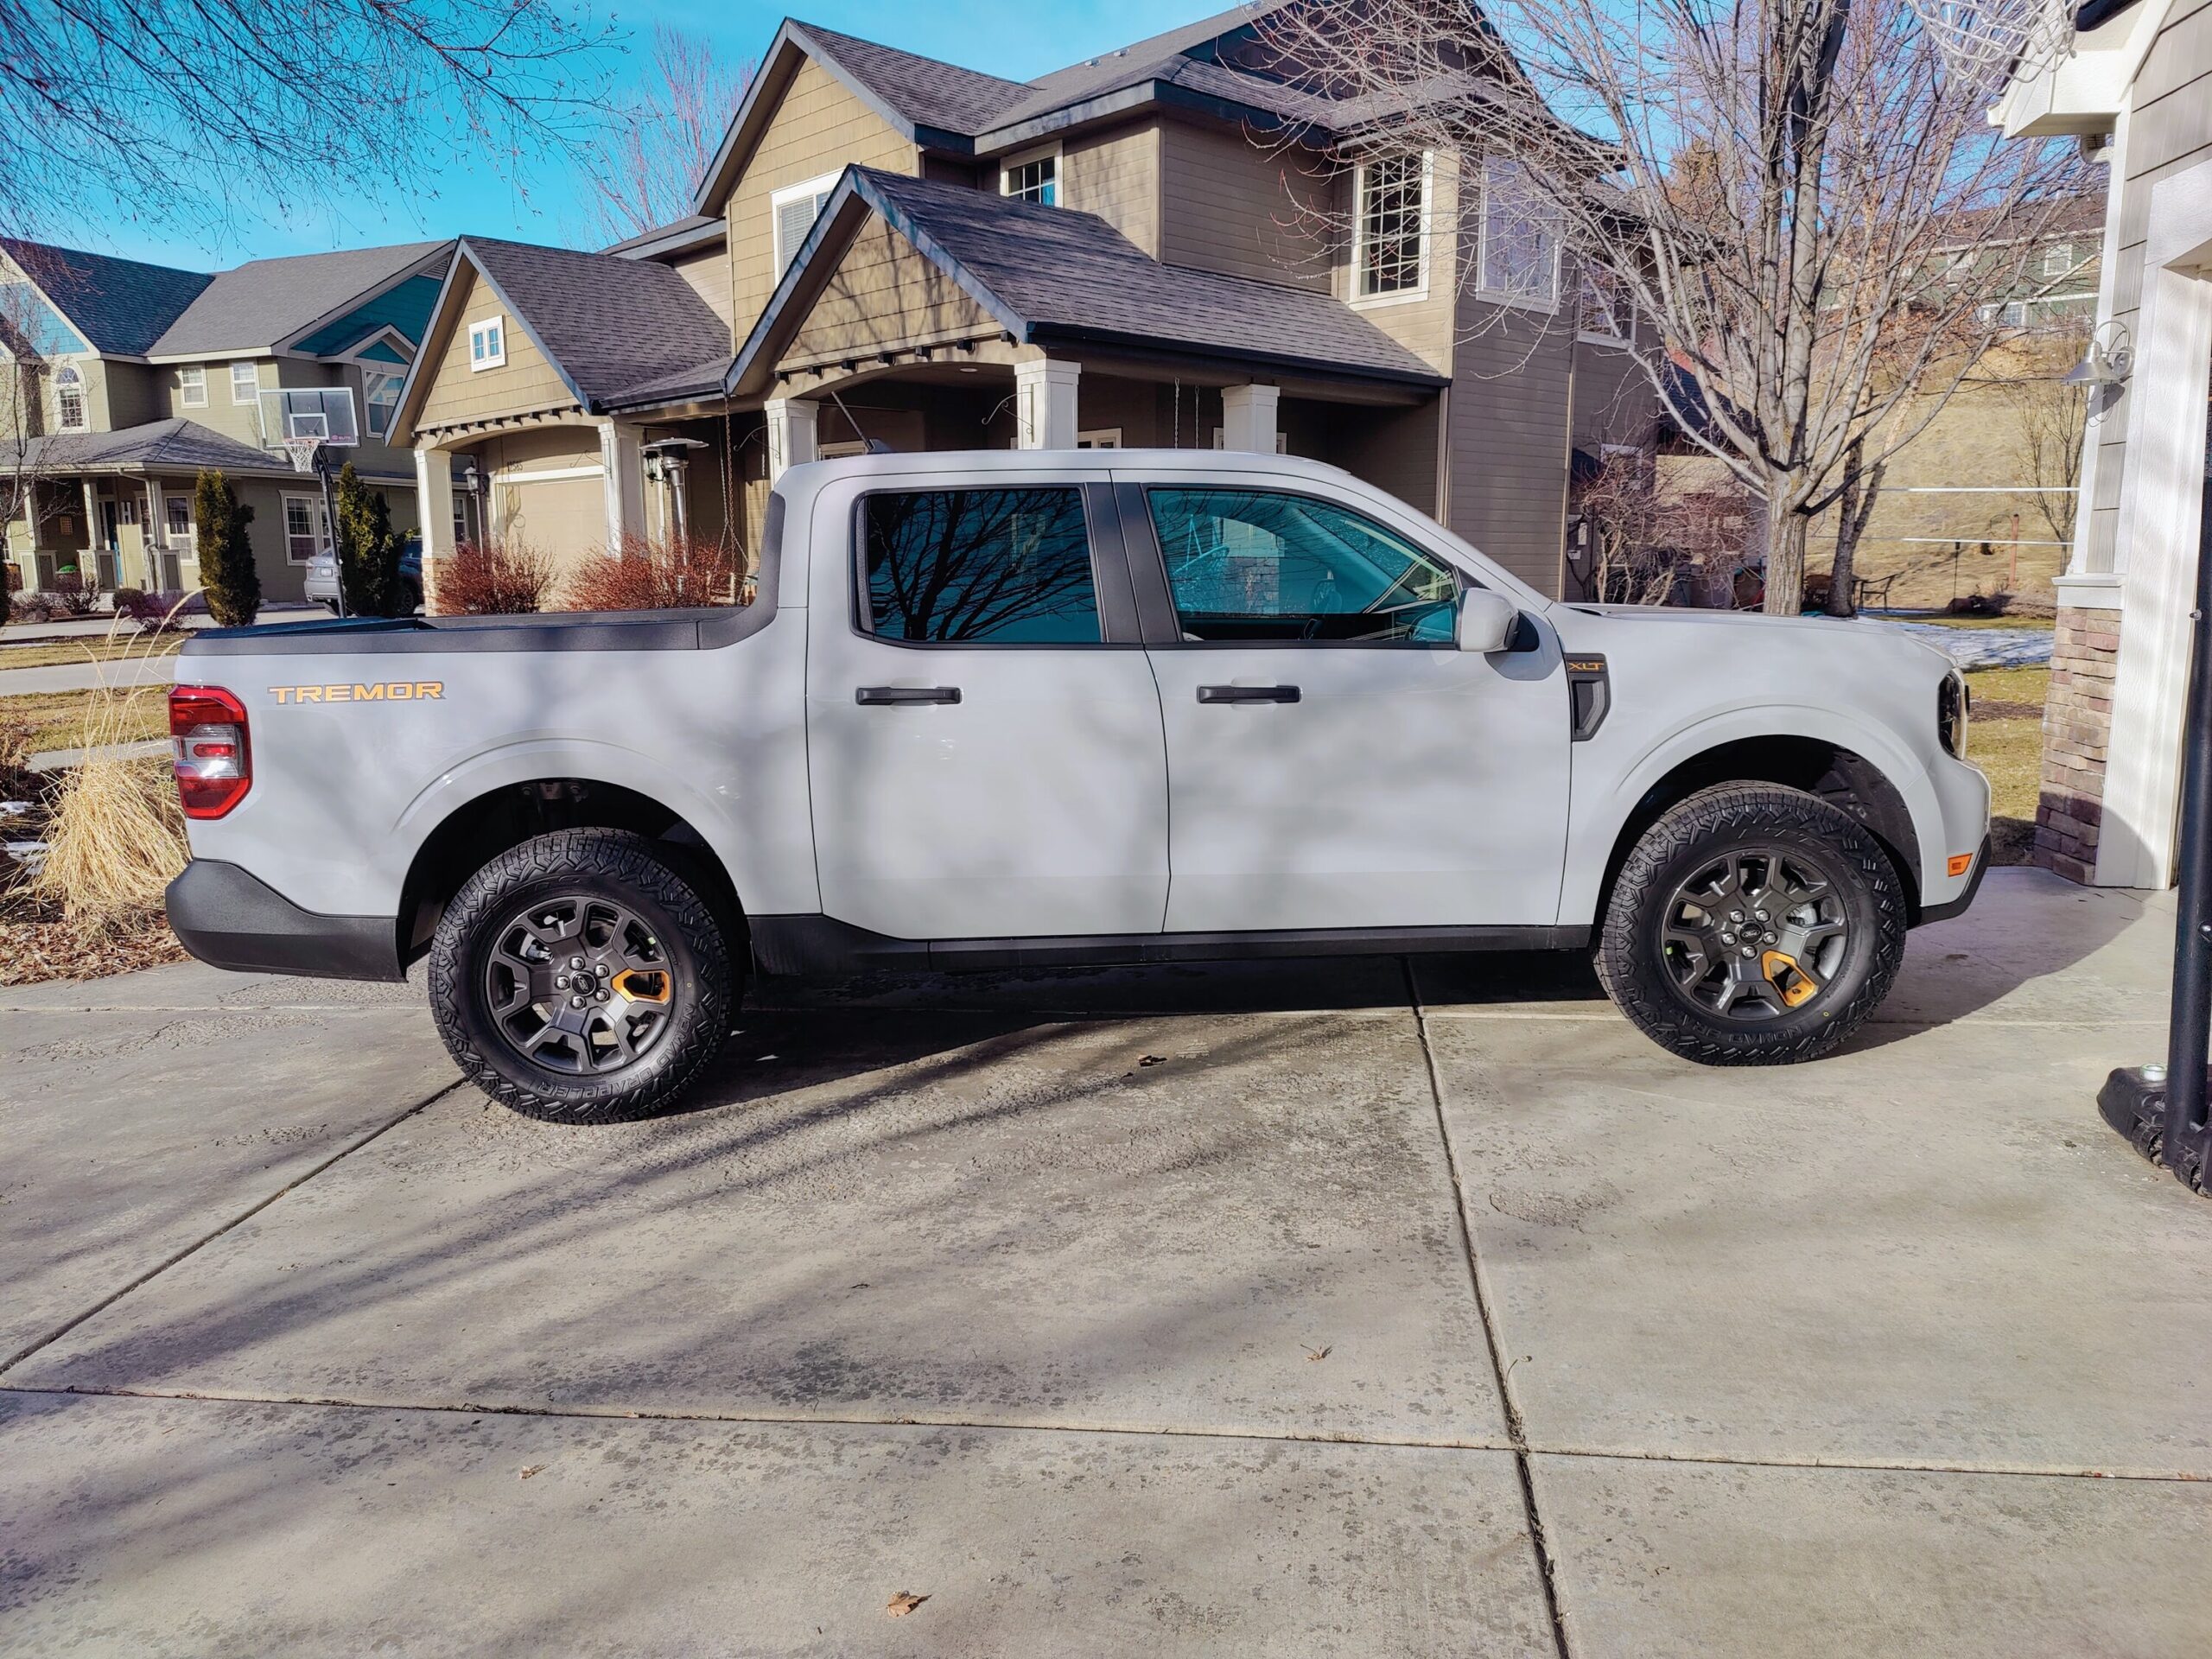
[1917,834,1991,925]
[165,859,405,982]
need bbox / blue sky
[85,0,1217,273]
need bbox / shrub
[434,536,556,615]
[45,572,98,617]
[194,469,260,627]
[8,592,60,624]
[114,588,200,632]
[560,532,741,613]
[334,462,409,617]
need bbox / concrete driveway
[2,868,2208,1655]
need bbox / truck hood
[1551,603,1958,674]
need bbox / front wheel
[429,829,734,1122]
[1597,784,1906,1065]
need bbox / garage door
[494,471,606,567]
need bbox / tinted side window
[1147,487,1459,644]
[861,488,1101,644]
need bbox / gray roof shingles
[149,241,448,356]
[462,238,732,407]
[0,239,213,357]
[790,22,1035,135]
[855,168,1442,384]
[20,417,287,475]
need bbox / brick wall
[2035,607,2121,882]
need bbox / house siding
[1156,121,1333,289]
[414,267,581,432]
[722,58,918,333]
[1064,124,1162,257]
[1446,306,1578,593]
[2081,0,2212,570]
[779,216,995,368]
[668,244,736,336]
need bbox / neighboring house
[1,238,451,603]
[1809,195,2106,611]
[391,8,1656,601]
[1997,0,2212,888]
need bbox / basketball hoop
[283,435,326,476]
[1908,0,2075,95]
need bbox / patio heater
[2097,428,2212,1198]
[641,437,707,543]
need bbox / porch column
[1220,383,1280,453]
[143,478,162,588]
[2096,162,2212,889]
[1014,358,1080,449]
[765,397,818,480]
[415,446,454,613]
[598,419,647,552]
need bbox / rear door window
[861,487,1101,644]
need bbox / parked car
[303,535,423,614]
[164,451,1989,1123]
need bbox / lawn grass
[1964,664,2048,865]
[0,632,185,671]
[0,687,170,756]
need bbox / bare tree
[1249,0,2085,613]
[0,273,61,579]
[2004,321,2092,550]
[582,26,753,244]
[1825,433,1885,616]
[0,0,618,244]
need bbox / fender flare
[1559,703,1942,925]
[386,737,769,912]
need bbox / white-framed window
[282,492,333,563]
[1353,152,1430,302]
[1001,149,1059,207]
[1577,266,1630,341]
[1077,428,1122,448]
[53,363,86,430]
[117,497,139,526]
[363,369,402,437]
[772,171,842,276]
[179,365,207,407]
[2041,241,2073,277]
[1478,156,1560,308]
[467,316,506,372]
[230,361,258,404]
[166,496,193,540]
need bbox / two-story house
[2,238,451,603]
[391,6,1653,602]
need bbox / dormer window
[54,364,86,430]
[468,316,505,371]
[1002,151,1058,207]
[179,365,207,407]
[1354,153,1431,302]
[772,172,842,275]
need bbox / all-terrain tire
[429,829,734,1123]
[1597,783,1907,1065]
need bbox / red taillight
[170,685,251,819]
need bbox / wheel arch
[396,775,744,968]
[1578,728,1929,931]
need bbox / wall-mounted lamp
[2063,321,2133,388]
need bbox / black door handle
[1197,683,1300,704]
[855,685,962,705]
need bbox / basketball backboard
[257,385,359,451]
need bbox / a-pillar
[598,420,647,552]
[415,446,454,613]
[1014,357,1081,449]
[1220,383,1281,453]
[765,397,819,480]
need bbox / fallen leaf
[1305,1345,1332,1363]
[1138,1055,1166,1067]
[886,1592,931,1618]
[518,1465,545,1480]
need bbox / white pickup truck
[165,450,1988,1122]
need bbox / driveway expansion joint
[0,1081,463,1378]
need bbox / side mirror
[1456,588,1519,654]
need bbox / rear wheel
[429,829,734,1122]
[1597,784,1906,1065]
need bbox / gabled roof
[0,239,212,357]
[715,167,1443,402]
[149,241,449,358]
[397,238,732,433]
[790,22,1034,135]
[16,417,288,476]
[602,214,724,259]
